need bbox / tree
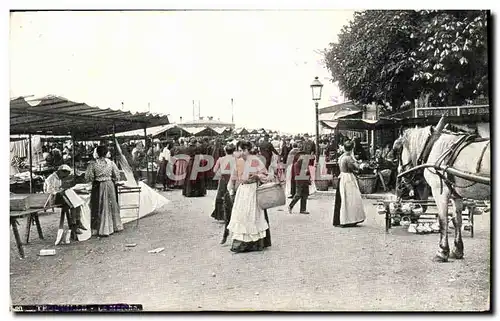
[410,10,489,106]
[323,10,489,111]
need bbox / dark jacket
[301,140,316,155]
[259,141,279,166]
[293,152,312,186]
[280,143,291,163]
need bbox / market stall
[320,118,399,193]
[11,95,171,189]
[10,95,172,247]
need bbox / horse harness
[417,132,489,198]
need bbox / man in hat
[280,137,291,164]
[288,151,311,214]
[301,133,316,156]
[259,134,279,170]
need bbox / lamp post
[310,76,323,165]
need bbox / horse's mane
[401,125,464,166]
[401,126,432,165]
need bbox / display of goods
[256,182,286,210]
[10,194,31,211]
[376,202,386,214]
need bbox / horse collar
[416,130,442,166]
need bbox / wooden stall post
[144,125,149,186]
[112,122,117,163]
[28,133,33,194]
[151,135,155,186]
[71,134,77,186]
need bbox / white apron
[337,172,366,225]
[227,183,268,242]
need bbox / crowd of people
[37,131,402,247]
[148,131,402,254]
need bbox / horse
[396,125,490,262]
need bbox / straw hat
[57,164,72,172]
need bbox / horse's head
[396,126,433,174]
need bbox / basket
[357,175,377,194]
[315,174,332,191]
[256,182,286,210]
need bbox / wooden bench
[10,209,44,258]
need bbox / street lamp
[310,76,323,164]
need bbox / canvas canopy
[321,118,396,130]
[106,124,191,138]
[182,126,219,137]
[10,96,171,139]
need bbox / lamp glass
[311,86,323,101]
[310,77,324,101]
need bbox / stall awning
[107,125,165,138]
[319,110,362,121]
[234,128,249,135]
[212,127,230,135]
[183,126,219,137]
[321,118,396,130]
[152,124,192,137]
[10,96,171,139]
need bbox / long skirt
[174,159,188,188]
[90,180,123,236]
[333,172,366,227]
[211,178,228,221]
[228,183,271,253]
[183,159,207,197]
[276,162,286,183]
[156,159,169,187]
[206,162,219,190]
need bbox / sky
[9,10,354,133]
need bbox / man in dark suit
[280,137,291,164]
[288,151,311,214]
[301,133,316,156]
[259,134,279,170]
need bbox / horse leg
[450,199,464,259]
[433,192,450,262]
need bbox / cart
[376,197,489,237]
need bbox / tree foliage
[323,10,489,111]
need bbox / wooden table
[10,209,44,258]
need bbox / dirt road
[10,190,490,311]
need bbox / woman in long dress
[227,141,271,253]
[172,140,188,188]
[183,138,207,197]
[285,143,300,198]
[208,139,225,190]
[333,140,366,227]
[85,145,123,236]
[211,144,236,222]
